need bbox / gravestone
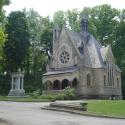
[8,72,25,97]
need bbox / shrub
[31,89,41,98]
[31,87,77,100]
[64,87,76,100]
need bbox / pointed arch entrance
[62,79,69,89]
[72,78,77,88]
[53,80,60,90]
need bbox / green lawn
[0,96,50,102]
[87,100,125,117]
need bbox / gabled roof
[100,46,109,62]
[85,35,105,68]
[53,24,121,72]
[64,26,105,68]
[63,26,120,70]
[64,26,83,60]
[115,65,122,72]
[100,45,115,62]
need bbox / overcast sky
[4,0,125,17]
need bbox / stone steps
[49,102,87,111]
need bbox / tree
[24,9,53,75]
[40,17,53,73]
[0,27,6,59]
[4,11,30,73]
[23,9,44,74]
[0,0,10,22]
[0,0,10,72]
[53,11,66,28]
[90,4,119,46]
[66,9,80,31]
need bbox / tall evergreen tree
[4,11,30,73]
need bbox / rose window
[60,51,70,64]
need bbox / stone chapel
[42,18,122,99]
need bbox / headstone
[8,72,25,97]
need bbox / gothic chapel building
[43,18,122,99]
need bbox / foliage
[0,0,10,23]
[66,9,80,31]
[29,89,41,98]
[23,9,43,74]
[0,75,10,95]
[30,87,77,100]
[23,9,52,75]
[24,73,42,93]
[4,11,30,72]
[63,87,76,100]
[53,11,66,28]
[90,4,119,46]
[0,0,10,71]
[40,27,53,59]
[0,26,6,60]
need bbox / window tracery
[60,51,70,64]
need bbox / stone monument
[8,72,25,97]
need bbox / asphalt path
[0,101,125,125]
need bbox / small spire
[81,16,88,32]
[53,23,60,42]
[54,23,59,30]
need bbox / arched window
[72,78,77,88]
[53,80,60,90]
[87,73,91,86]
[104,75,106,86]
[117,78,119,88]
[78,41,84,54]
[62,79,69,89]
[107,61,114,87]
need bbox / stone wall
[76,67,122,99]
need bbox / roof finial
[81,15,88,32]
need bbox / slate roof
[100,46,109,62]
[65,26,121,71]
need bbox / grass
[0,96,50,102]
[86,100,125,117]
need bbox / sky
[4,0,125,17]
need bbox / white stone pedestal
[8,72,25,97]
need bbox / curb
[42,106,125,119]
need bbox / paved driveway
[0,101,125,125]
